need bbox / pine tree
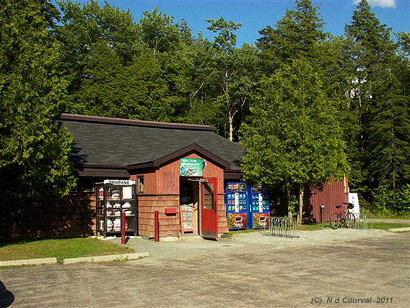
[257,0,326,74]
[0,0,75,199]
[344,0,406,203]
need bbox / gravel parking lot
[1,229,409,308]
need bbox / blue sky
[73,0,409,46]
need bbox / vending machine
[225,182,248,230]
[248,185,270,229]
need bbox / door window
[203,182,214,210]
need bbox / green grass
[221,228,259,239]
[360,212,410,219]
[0,238,134,262]
[359,222,410,230]
[297,223,327,231]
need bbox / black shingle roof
[60,114,244,170]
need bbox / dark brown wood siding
[0,193,96,240]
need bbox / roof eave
[127,143,232,172]
[61,113,214,131]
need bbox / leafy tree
[110,52,172,121]
[257,0,326,74]
[57,0,140,113]
[240,59,348,223]
[138,9,201,122]
[178,19,194,45]
[366,32,410,199]
[58,0,139,62]
[182,35,225,128]
[0,0,75,199]
[139,7,181,56]
[206,18,260,141]
[67,45,172,121]
[68,40,123,115]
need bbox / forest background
[0,0,409,217]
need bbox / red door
[201,177,218,239]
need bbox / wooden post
[320,205,325,223]
[154,210,159,242]
[297,186,304,226]
[121,211,126,245]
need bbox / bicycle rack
[350,214,373,230]
[352,213,361,230]
[343,212,373,230]
[263,216,299,238]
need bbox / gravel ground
[111,228,393,264]
[1,229,408,308]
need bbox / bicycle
[330,202,356,229]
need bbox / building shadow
[0,143,95,241]
[0,281,14,307]
[0,192,95,241]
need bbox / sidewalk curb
[388,227,410,233]
[61,252,149,265]
[0,257,57,267]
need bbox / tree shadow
[0,281,14,307]
[70,143,87,166]
[303,185,315,223]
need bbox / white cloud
[353,0,396,8]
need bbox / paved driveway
[1,230,409,308]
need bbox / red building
[309,178,349,223]
[1,113,348,240]
[61,113,244,239]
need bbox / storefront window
[82,178,95,193]
[137,176,144,193]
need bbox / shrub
[370,185,410,215]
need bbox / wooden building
[61,113,244,239]
[1,113,348,240]
[309,178,349,223]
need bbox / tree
[58,0,139,62]
[68,40,123,116]
[257,0,326,74]
[110,52,172,121]
[206,18,260,141]
[139,7,181,56]
[396,32,410,58]
[240,59,348,224]
[368,69,410,196]
[182,34,225,129]
[366,34,410,202]
[57,0,140,113]
[344,0,406,202]
[206,18,241,53]
[0,0,75,199]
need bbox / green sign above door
[180,158,203,177]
